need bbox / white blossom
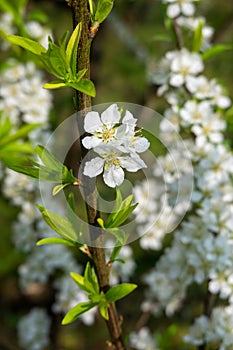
[163,0,197,19]
[82,104,149,187]
[17,308,51,350]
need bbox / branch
[68,1,127,349]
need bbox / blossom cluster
[134,1,233,348]
[82,104,150,187]
[0,12,99,349]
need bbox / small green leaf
[36,145,63,171]
[106,228,126,245]
[97,218,105,228]
[59,31,70,51]
[105,191,137,228]
[37,237,77,247]
[99,301,109,320]
[192,21,203,52]
[52,183,69,196]
[4,158,40,179]
[75,69,87,82]
[36,204,78,242]
[67,79,96,97]
[110,244,123,263]
[62,302,97,325]
[70,272,86,290]
[88,0,96,17]
[41,39,68,78]
[43,80,66,89]
[67,192,76,213]
[95,0,114,24]
[105,283,137,302]
[202,44,232,60]
[66,22,82,74]
[7,35,46,55]
[84,262,99,295]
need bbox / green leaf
[62,302,97,325]
[110,243,123,263]
[70,263,100,297]
[36,145,63,171]
[39,38,68,78]
[36,204,78,242]
[7,35,46,55]
[66,22,82,74]
[3,158,40,179]
[0,142,34,156]
[192,21,203,52]
[84,262,99,295]
[105,283,137,302]
[52,183,69,196]
[105,190,137,228]
[37,237,77,247]
[70,272,87,291]
[97,218,105,228]
[43,80,66,89]
[88,0,96,17]
[67,192,76,213]
[95,0,114,24]
[202,44,232,60]
[99,301,109,320]
[106,228,126,245]
[0,123,41,147]
[0,117,11,140]
[59,31,70,51]
[67,79,96,97]
[75,69,87,82]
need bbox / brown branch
[68,1,127,349]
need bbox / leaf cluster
[62,262,137,324]
[0,114,39,166]
[7,23,96,97]
[97,189,137,246]
[89,0,114,25]
[5,145,78,195]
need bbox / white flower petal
[103,165,124,188]
[181,3,195,16]
[122,110,137,126]
[101,104,121,127]
[132,137,150,153]
[84,111,102,133]
[119,155,146,172]
[170,74,184,87]
[167,4,180,19]
[83,157,104,178]
[82,136,102,149]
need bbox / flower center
[101,126,115,143]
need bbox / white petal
[170,74,184,87]
[181,3,195,16]
[217,96,231,109]
[94,140,123,155]
[83,157,104,177]
[122,110,137,126]
[167,4,180,19]
[115,124,128,139]
[132,137,150,153]
[84,111,102,133]
[103,165,124,188]
[82,136,102,149]
[101,104,121,127]
[119,155,146,172]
